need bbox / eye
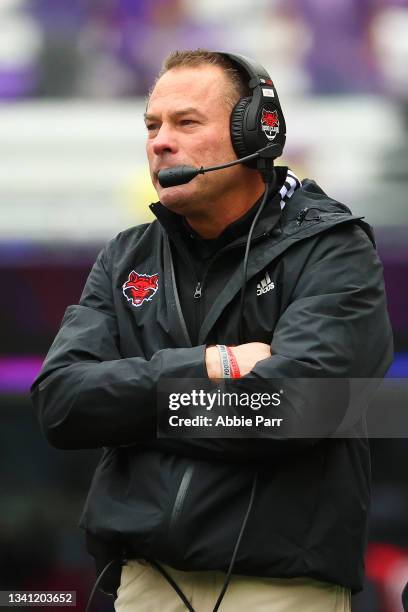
[145,123,158,132]
[180,119,197,126]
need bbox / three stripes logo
[256,271,275,296]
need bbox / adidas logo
[257,271,275,296]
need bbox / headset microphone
[157,143,283,188]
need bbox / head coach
[31,49,393,611]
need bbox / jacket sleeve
[146,223,394,461]
[31,243,207,450]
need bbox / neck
[185,177,266,239]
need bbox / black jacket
[31,174,393,594]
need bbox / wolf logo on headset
[261,109,279,141]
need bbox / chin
[158,185,194,213]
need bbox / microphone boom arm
[198,143,281,174]
[157,143,282,188]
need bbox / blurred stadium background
[0,0,407,610]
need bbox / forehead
[147,65,232,115]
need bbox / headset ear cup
[230,97,251,160]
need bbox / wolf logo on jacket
[122,271,158,308]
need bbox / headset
[226,51,286,168]
[158,51,286,187]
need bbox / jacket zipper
[169,465,195,534]
[193,275,207,343]
[192,232,269,303]
[192,233,268,299]
[191,233,269,340]
[194,282,202,298]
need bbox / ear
[129,271,138,282]
[151,274,159,285]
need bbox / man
[32,50,393,611]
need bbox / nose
[150,124,178,157]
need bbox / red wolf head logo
[122,271,159,307]
[261,109,279,141]
[261,109,279,127]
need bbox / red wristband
[226,346,241,379]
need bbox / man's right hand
[205,342,271,379]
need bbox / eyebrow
[144,107,204,121]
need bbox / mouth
[154,166,182,188]
[154,165,186,179]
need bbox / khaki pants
[114,560,351,612]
